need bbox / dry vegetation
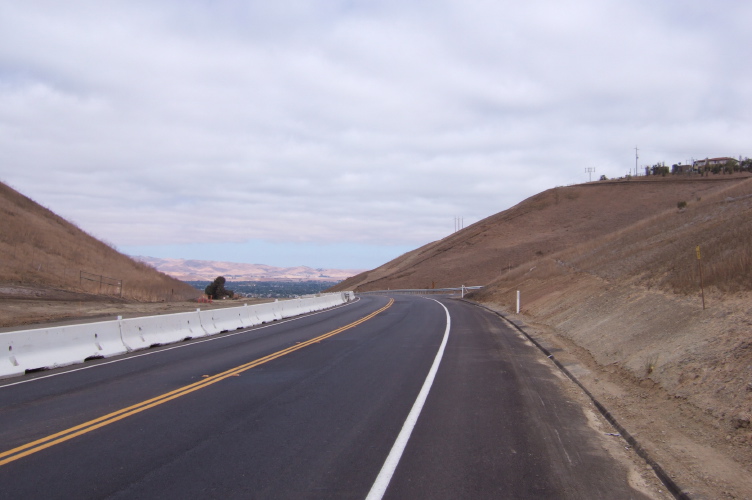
[0,181,199,303]
[332,174,752,293]
[549,179,752,293]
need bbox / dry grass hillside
[335,173,752,498]
[470,178,752,498]
[0,181,200,306]
[333,175,751,292]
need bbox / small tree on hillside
[650,163,669,176]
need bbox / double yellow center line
[0,298,394,467]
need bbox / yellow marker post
[696,246,705,310]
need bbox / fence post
[516,290,520,314]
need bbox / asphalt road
[0,295,652,499]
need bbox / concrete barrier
[120,311,205,352]
[0,293,352,379]
[271,300,284,321]
[253,302,279,324]
[198,307,247,335]
[1,320,126,378]
[279,298,306,319]
[234,303,256,328]
[242,304,263,327]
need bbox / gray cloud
[1,0,750,266]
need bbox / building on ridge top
[693,157,735,168]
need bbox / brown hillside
[469,177,752,498]
[333,175,751,292]
[0,181,200,305]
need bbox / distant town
[186,280,339,299]
[619,155,751,179]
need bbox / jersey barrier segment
[1,292,354,380]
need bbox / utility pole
[585,167,596,182]
[634,146,639,176]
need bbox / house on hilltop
[693,157,735,168]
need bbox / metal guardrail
[356,286,482,297]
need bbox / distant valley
[134,256,365,283]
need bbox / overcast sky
[1,1,750,269]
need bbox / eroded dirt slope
[470,178,752,498]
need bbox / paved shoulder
[383,297,655,499]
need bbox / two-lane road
[0,295,656,499]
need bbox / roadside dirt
[0,284,270,331]
[477,276,752,500]
[501,310,675,499]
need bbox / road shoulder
[477,299,752,499]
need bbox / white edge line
[0,296,362,389]
[365,297,451,500]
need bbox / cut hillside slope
[0,181,199,305]
[470,178,752,498]
[332,175,751,292]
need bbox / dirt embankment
[474,270,752,498]
[467,179,752,498]
[0,284,268,331]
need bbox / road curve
[0,295,654,499]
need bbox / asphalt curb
[462,298,692,500]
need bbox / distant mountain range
[133,256,365,283]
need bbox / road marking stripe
[0,297,361,390]
[365,297,451,500]
[0,298,393,467]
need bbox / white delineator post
[516,290,520,314]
